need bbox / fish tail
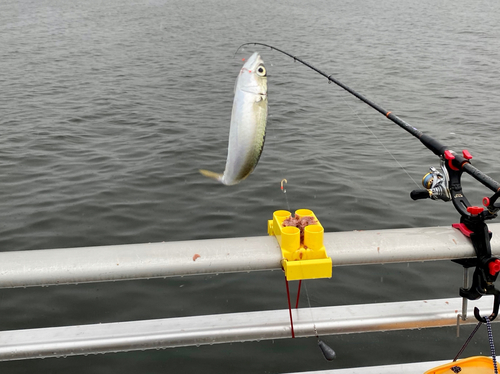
[199,169,224,183]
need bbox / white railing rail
[1,224,500,288]
[0,297,493,361]
[1,224,499,362]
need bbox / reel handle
[410,189,430,200]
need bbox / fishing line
[237,42,500,195]
[279,179,304,311]
[281,178,295,338]
[303,281,319,337]
[238,43,419,188]
[278,179,335,359]
[304,280,337,361]
[279,179,302,312]
[338,94,420,188]
[235,43,424,139]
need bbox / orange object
[424,356,495,374]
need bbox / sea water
[1,0,500,372]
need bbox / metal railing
[0,224,499,362]
[1,224,499,288]
[0,297,491,361]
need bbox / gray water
[1,0,500,372]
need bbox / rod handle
[410,189,431,200]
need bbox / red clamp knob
[462,150,473,160]
[444,150,455,161]
[489,259,500,276]
[467,206,484,215]
[452,223,473,238]
[444,150,459,171]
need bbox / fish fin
[199,169,223,183]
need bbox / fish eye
[256,65,266,77]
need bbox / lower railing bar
[1,223,500,288]
[0,297,495,361]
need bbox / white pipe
[0,224,499,288]
[0,297,493,361]
[0,236,281,288]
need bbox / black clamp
[453,215,500,322]
[446,150,500,322]
[411,148,500,322]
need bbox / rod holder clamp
[453,214,500,322]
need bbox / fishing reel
[410,161,451,202]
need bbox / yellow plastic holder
[424,356,495,373]
[268,209,332,281]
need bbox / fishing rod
[237,43,500,323]
[237,42,500,194]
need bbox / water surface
[1,0,500,372]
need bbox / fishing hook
[281,179,287,193]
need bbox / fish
[200,52,268,185]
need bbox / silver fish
[200,52,268,185]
